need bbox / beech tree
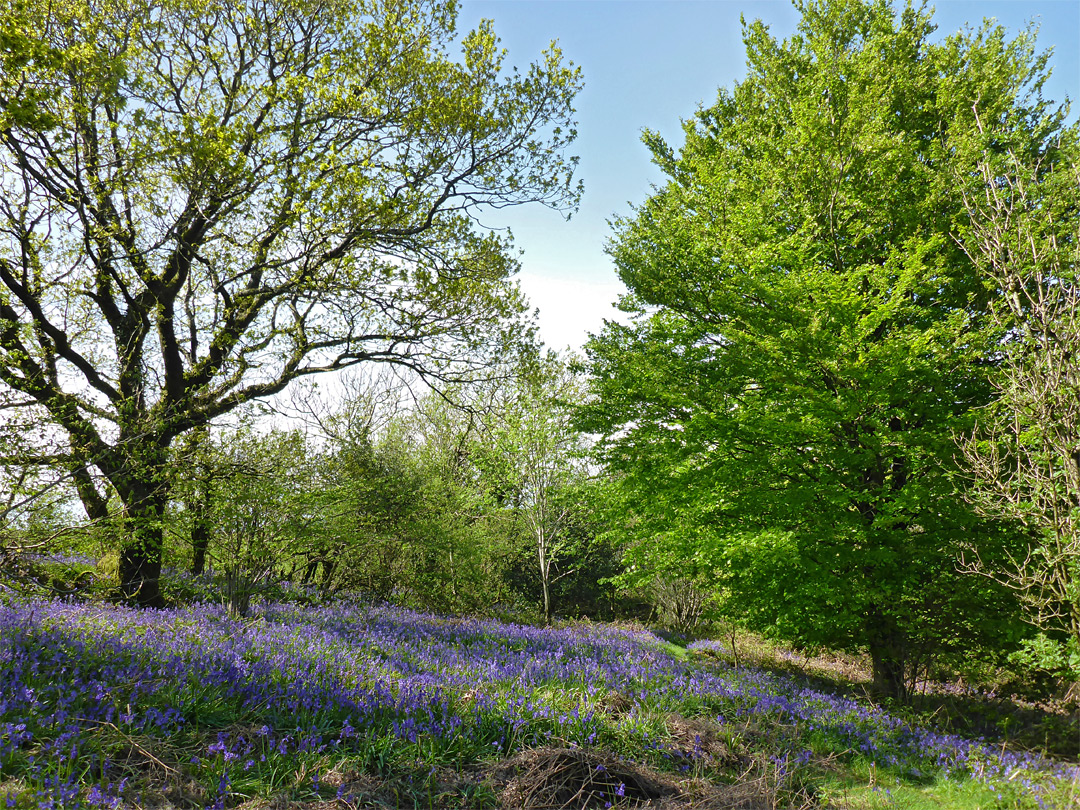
[582,0,1057,701]
[0,0,581,605]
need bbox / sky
[455,0,1080,353]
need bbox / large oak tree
[582,0,1066,700]
[0,0,581,605]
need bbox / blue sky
[456,0,1080,352]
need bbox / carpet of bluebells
[1,591,1076,808]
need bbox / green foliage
[481,354,595,624]
[948,84,1080,675]
[319,389,520,612]
[581,0,1060,701]
[317,421,423,599]
[0,0,70,130]
[158,361,614,620]
[277,361,618,621]
[170,425,319,614]
[1010,633,1080,681]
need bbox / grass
[0,567,1077,809]
[813,767,1001,809]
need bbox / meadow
[1,578,1077,809]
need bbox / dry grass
[664,714,745,769]
[498,747,681,809]
[493,745,813,810]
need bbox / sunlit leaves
[583,0,1051,699]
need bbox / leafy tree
[486,354,591,625]
[536,475,622,622]
[0,0,581,605]
[276,370,420,595]
[582,0,1053,700]
[316,405,429,600]
[224,429,317,615]
[0,0,69,131]
[297,376,515,610]
[392,390,518,610]
[306,367,613,618]
[954,120,1080,677]
[166,420,319,614]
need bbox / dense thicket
[148,358,610,620]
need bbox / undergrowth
[0,563,1076,809]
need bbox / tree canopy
[0,0,582,604]
[580,0,1067,700]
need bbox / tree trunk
[542,573,551,626]
[320,558,335,589]
[538,527,552,626]
[225,567,251,618]
[118,486,168,608]
[182,427,213,577]
[118,501,166,609]
[189,473,212,577]
[866,607,908,703]
[190,515,209,577]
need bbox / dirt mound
[499,747,681,809]
[600,691,635,717]
[664,713,744,768]
[239,752,785,810]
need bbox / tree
[581,0,1054,700]
[315,398,433,601]
[394,389,506,609]
[486,354,591,625]
[274,369,420,595]
[954,123,1080,676]
[0,0,67,131]
[213,427,318,615]
[287,373,518,609]
[172,424,214,577]
[168,423,317,614]
[0,0,581,605]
